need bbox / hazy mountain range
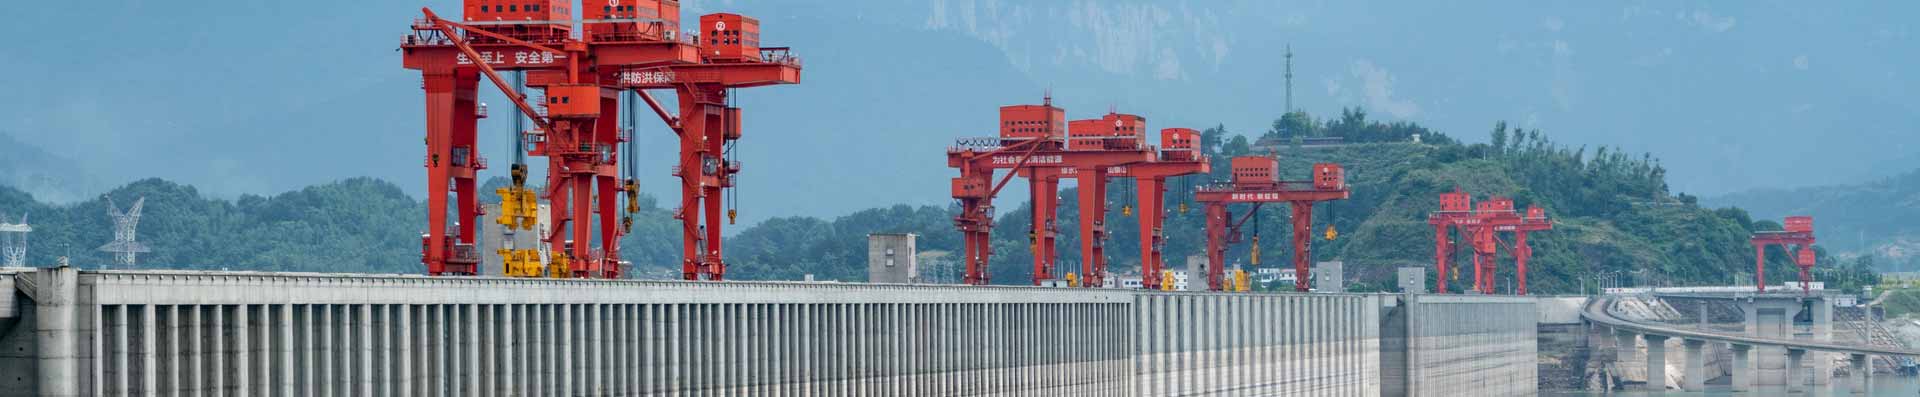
[0,0,1914,230]
[1706,169,1920,265]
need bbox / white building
[1255,267,1297,286]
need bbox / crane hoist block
[952,178,989,199]
[723,107,742,139]
[544,84,603,118]
[585,0,681,42]
[495,187,522,228]
[1785,216,1813,233]
[1230,156,1279,186]
[1439,191,1472,212]
[998,103,1065,142]
[1312,163,1345,190]
[698,13,761,61]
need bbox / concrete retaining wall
[1132,293,1382,396]
[1399,294,1539,397]
[2,269,1532,396]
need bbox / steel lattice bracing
[0,212,29,266]
[97,197,150,267]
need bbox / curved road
[1582,295,1920,357]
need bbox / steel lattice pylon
[97,197,150,267]
[0,212,29,267]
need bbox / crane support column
[1203,202,1229,291]
[1290,201,1315,292]
[676,84,732,280]
[422,70,482,275]
[1754,243,1767,292]
[1077,168,1109,287]
[1471,227,1497,294]
[1433,223,1452,294]
[1138,177,1166,289]
[1514,232,1531,295]
[1030,172,1060,285]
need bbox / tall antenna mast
[0,212,29,267]
[1284,44,1294,114]
[98,197,151,267]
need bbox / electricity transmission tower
[0,212,29,267]
[98,197,151,267]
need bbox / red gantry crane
[1751,216,1817,294]
[1427,189,1474,294]
[1058,111,1168,288]
[1467,197,1552,295]
[402,1,797,280]
[611,13,802,281]
[1103,128,1209,289]
[1192,156,1349,292]
[1428,189,1552,294]
[947,97,1154,285]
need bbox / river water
[1544,375,1920,396]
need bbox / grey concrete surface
[1397,294,1538,397]
[2,269,1541,396]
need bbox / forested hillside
[0,177,422,273]
[0,108,1881,293]
[1705,169,1920,271]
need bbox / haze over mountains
[1707,169,1920,266]
[0,0,1914,229]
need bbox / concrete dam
[0,267,1538,396]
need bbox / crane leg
[702,102,729,281]
[1138,177,1164,289]
[1204,202,1227,291]
[1434,224,1451,294]
[1515,232,1530,295]
[452,81,479,272]
[675,91,708,280]
[595,94,623,279]
[1754,243,1766,292]
[1030,175,1058,285]
[596,174,620,278]
[548,168,572,275]
[1291,201,1314,293]
[571,166,595,277]
[1076,170,1107,287]
[421,72,457,275]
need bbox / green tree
[1489,121,1509,156]
[1267,111,1319,139]
[1223,135,1252,157]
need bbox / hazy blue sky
[1,1,1914,226]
